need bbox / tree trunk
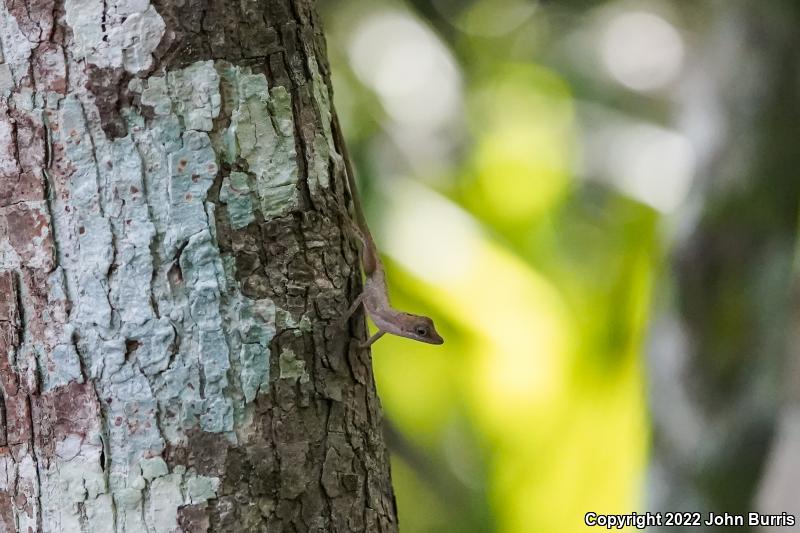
[0,1,397,531]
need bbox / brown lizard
[334,114,444,348]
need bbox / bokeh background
[318,1,800,531]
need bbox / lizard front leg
[360,330,386,349]
[342,295,386,348]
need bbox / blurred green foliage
[319,1,677,531]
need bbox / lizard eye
[414,326,428,337]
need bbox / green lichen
[220,256,275,404]
[140,457,169,481]
[64,0,165,74]
[186,474,220,504]
[180,230,234,433]
[38,47,285,531]
[279,348,309,384]
[219,172,256,229]
[146,473,184,532]
[213,63,299,219]
[166,61,221,132]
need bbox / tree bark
[0,1,397,531]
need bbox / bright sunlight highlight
[601,11,685,92]
[347,11,462,130]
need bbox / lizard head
[401,314,444,345]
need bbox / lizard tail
[333,110,380,276]
[348,219,379,275]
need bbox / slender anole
[334,114,444,348]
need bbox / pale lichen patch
[214,63,299,219]
[180,230,234,432]
[64,0,165,74]
[167,131,219,252]
[0,4,36,88]
[140,457,169,481]
[142,466,219,532]
[166,61,221,132]
[219,172,255,230]
[185,474,220,504]
[218,256,276,406]
[145,473,184,532]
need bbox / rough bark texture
[0,1,397,531]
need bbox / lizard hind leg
[341,293,364,326]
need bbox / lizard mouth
[427,333,444,345]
